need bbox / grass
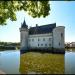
[19,52,64,74]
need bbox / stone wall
[53,26,65,49]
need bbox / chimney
[36,24,38,27]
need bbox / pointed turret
[21,19,28,28]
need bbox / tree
[0,1,50,25]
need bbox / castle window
[61,33,63,37]
[32,39,34,41]
[45,44,47,46]
[38,44,39,46]
[38,38,40,41]
[41,44,43,46]
[43,38,45,41]
[49,44,51,46]
[59,42,60,46]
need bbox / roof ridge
[39,23,56,27]
[30,23,56,28]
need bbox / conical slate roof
[21,19,28,28]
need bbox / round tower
[19,19,28,51]
[53,26,65,49]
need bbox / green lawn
[19,52,64,74]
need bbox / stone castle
[19,19,65,53]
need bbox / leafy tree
[0,1,50,25]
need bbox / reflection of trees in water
[19,52,64,74]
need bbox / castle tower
[53,26,65,49]
[20,19,28,51]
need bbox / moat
[0,49,75,74]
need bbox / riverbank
[65,48,75,51]
[0,49,16,51]
[0,46,16,51]
[0,48,20,51]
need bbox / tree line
[0,41,20,50]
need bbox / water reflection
[0,50,20,74]
[0,50,75,74]
[65,51,75,74]
[19,52,64,74]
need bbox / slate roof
[29,23,56,35]
[21,19,28,28]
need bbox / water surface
[0,50,20,74]
[65,51,75,74]
[0,50,75,74]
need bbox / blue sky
[0,1,75,43]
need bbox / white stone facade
[28,33,52,48]
[53,26,65,49]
